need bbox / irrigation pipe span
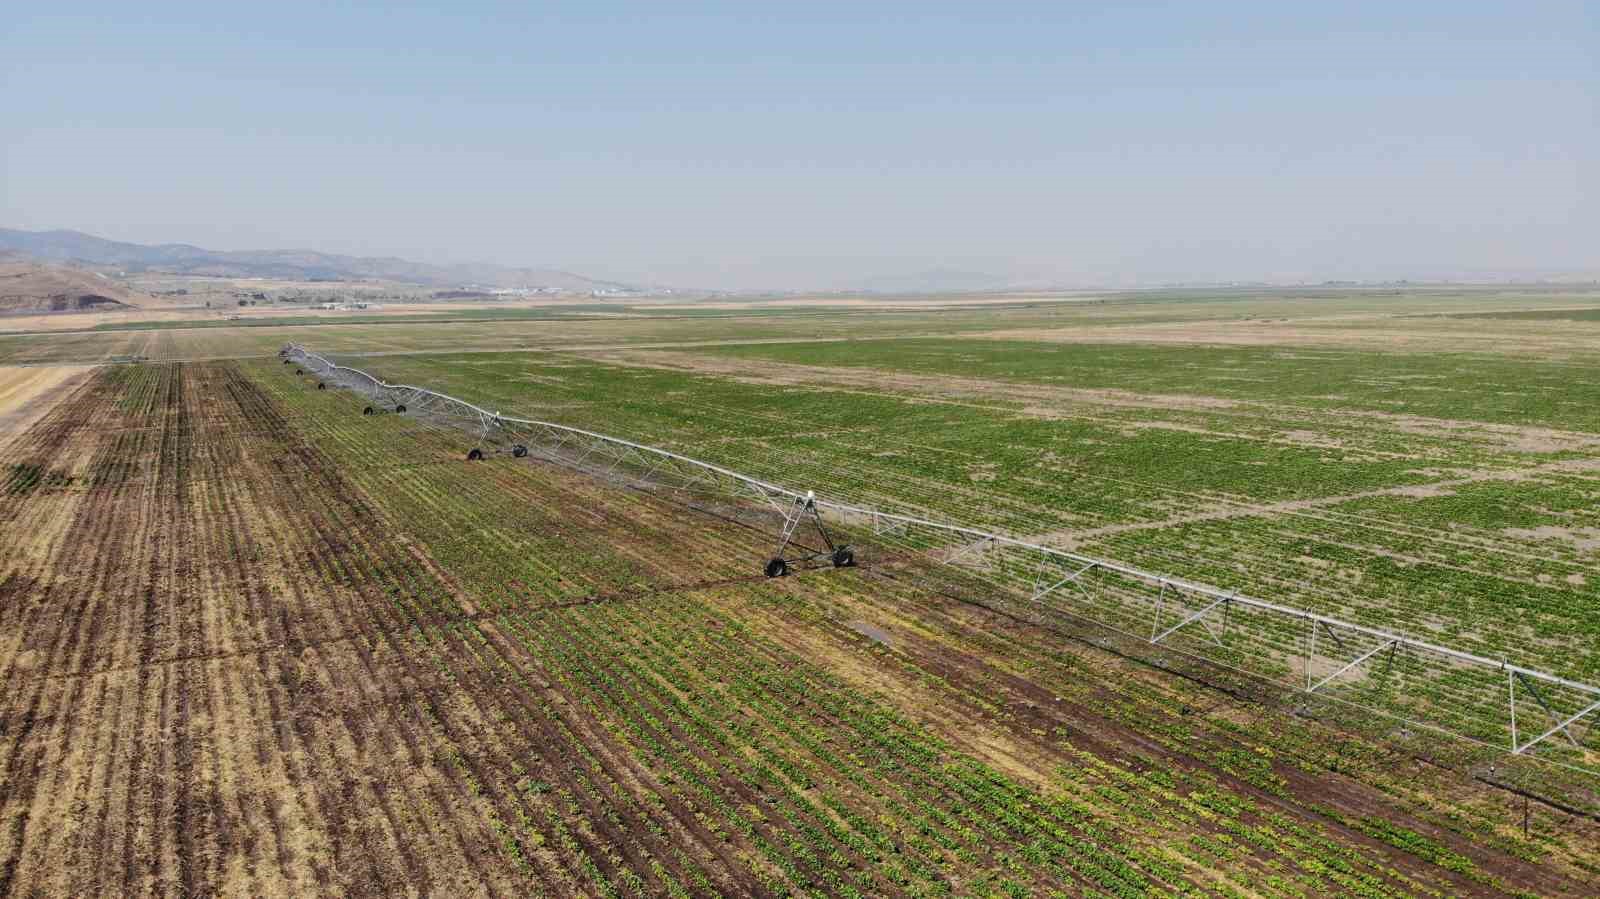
[282,343,1600,760]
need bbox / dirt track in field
[0,365,95,439]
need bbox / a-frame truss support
[765,490,854,578]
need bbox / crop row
[249,357,1600,894]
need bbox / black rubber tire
[282,359,291,364]
[295,368,303,375]
[362,406,375,416]
[395,404,406,413]
[831,547,855,568]
[466,448,484,461]
[317,382,326,391]
[511,444,528,458]
[764,558,789,578]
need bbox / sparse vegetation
[2,290,1599,895]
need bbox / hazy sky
[4,3,1596,289]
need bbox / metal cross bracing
[281,344,1600,763]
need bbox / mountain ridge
[0,228,631,291]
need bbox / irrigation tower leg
[765,490,853,577]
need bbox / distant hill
[0,261,152,313]
[854,269,1019,293]
[0,228,632,291]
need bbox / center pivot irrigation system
[281,344,1600,767]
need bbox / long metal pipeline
[281,343,1600,756]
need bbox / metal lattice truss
[282,344,1600,764]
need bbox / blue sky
[4,3,1595,288]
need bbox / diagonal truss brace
[1514,698,1600,755]
[1151,595,1230,647]
[1308,639,1399,693]
[1511,671,1589,752]
[944,536,994,568]
[1032,560,1097,604]
[775,492,816,557]
[873,512,908,537]
[746,480,789,517]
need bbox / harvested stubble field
[3,288,1600,897]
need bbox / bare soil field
[0,263,160,318]
[974,317,1600,356]
[0,365,94,436]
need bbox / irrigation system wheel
[362,406,375,416]
[317,382,326,391]
[282,359,291,365]
[295,368,303,375]
[466,447,484,461]
[831,547,855,568]
[395,404,406,413]
[511,444,528,458]
[764,558,789,578]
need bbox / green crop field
[3,287,1599,896]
